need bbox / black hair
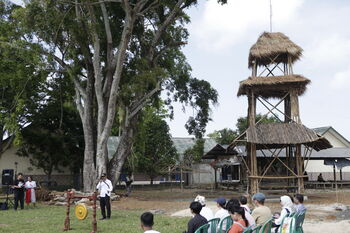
[141,212,154,228]
[228,206,248,227]
[294,194,304,203]
[287,195,294,203]
[226,198,240,210]
[18,173,23,176]
[239,196,248,205]
[190,201,203,214]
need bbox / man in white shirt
[140,212,160,233]
[96,173,113,220]
[194,195,214,221]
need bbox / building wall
[190,164,221,185]
[305,128,350,181]
[0,146,71,185]
[323,130,350,147]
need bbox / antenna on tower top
[270,0,273,32]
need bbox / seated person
[226,198,255,227]
[194,195,214,221]
[317,173,325,182]
[227,206,248,233]
[140,212,160,233]
[185,201,208,233]
[215,197,229,232]
[251,193,272,226]
[273,196,295,233]
[294,194,307,213]
[239,196,251,213]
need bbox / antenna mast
[270,0,273,32]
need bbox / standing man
[13,173,25,210]
[96,173,113,220]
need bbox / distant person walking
[25,176,37,207]
[13,173,25,210]
[125,173,134,197]
[96,173,113,220]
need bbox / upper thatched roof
[237,74,310,98]
[245,123,332,151]
[248,32,303,68]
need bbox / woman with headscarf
[273,195,295,233]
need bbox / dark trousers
[14,191,24,210]
[100,196,111,218]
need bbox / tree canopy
[132,107,177,184]
[208,114,279,144]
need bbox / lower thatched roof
[246,123,332,151]
[237,75,310,98]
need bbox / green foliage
[183,138,204,164]
[236,113,279,135]
[208,114,279,144]
[17,76,84,179]
[0,0,47,150]
[207,128,238,145]
[133,107,178,183]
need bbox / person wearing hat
[194,195,214,221]
[251,193,272,226]
[96,173,113,220]
[214,197,229,232]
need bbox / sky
[167,0,350,140]
[10,0,350,140]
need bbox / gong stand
[63,190,97,233]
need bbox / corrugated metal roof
[107,136,217,160]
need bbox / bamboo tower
[232,32,331,194]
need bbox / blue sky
[167,0,350,140]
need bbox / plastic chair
[259,218,273,233]
[218,216,233,233]
[291,211,306,233]
[194,223,210,233]
[251,225,261,233]
[207,218,220,233]
[242,225,253,233]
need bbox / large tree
[14,0,224,191]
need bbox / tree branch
[128,85,161,120]
[147,0,186,63]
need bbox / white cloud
[331,67,350,90]
[304,35,350,69]
[190,0,303,51]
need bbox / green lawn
[0,204,188,233]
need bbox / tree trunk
[150,178,154,185]
[108,120,137,187]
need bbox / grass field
[0,204,188,233]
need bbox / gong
[75,203,88,220]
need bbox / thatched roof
[202,144,238,159]
[246,123,332,151]
[248,32,303,68]
[237,75,310,98]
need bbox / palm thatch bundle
[246,123,332,151]
[248,32,303,68]
[237,74,310,98]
